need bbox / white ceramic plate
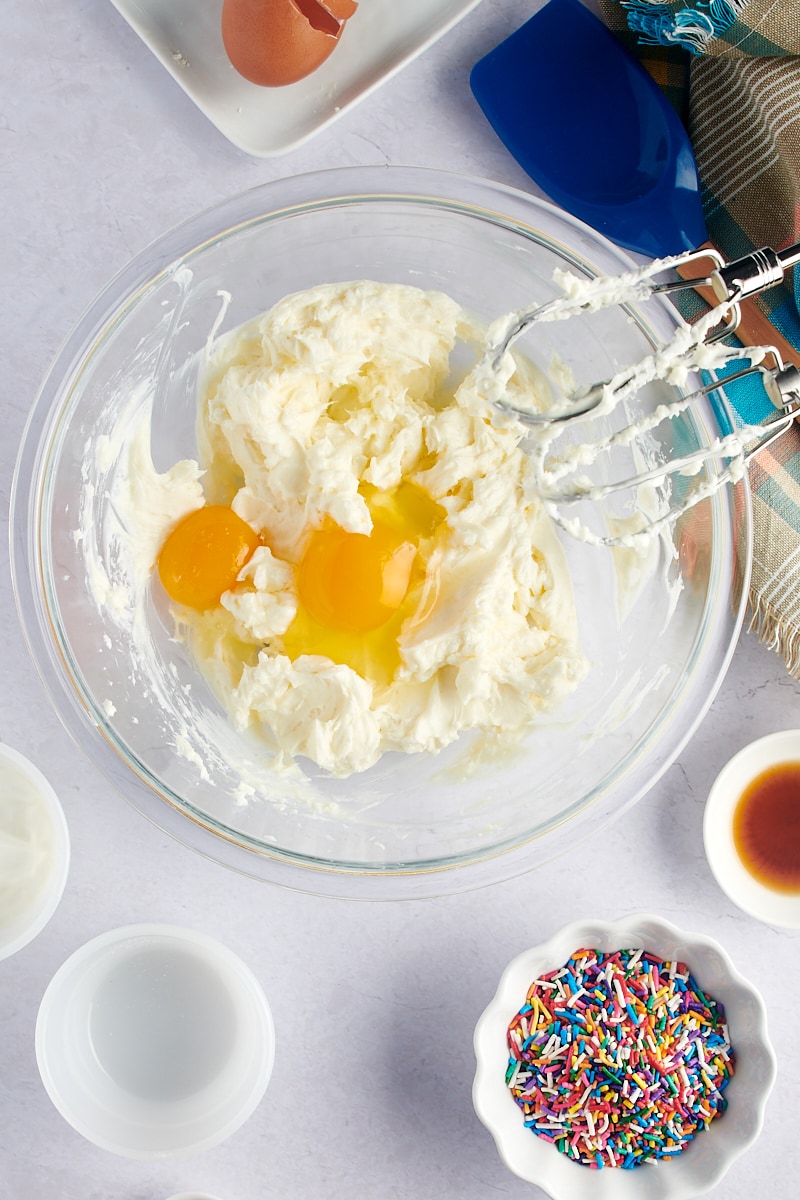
[107,0,483,156]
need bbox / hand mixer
[482,244,800,547]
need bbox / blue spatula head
[470,0,708,258]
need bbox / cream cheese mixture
[0,757,58,929]
[113,281,588,777]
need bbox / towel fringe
[622,0,750,54]
[746,588,800,678]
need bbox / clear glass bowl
[10,167,750,898]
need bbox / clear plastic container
[35,924,274,1158]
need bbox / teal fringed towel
[599,0,800,677]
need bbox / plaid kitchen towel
[599,0,800,676]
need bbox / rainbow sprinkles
[506,947,735,1169]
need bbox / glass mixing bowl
[10,167,750,898]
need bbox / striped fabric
[599,0,800,677]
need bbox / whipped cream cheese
[0,749,66,953]
[110,281,588,777]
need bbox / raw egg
[221,0,358,87]
[156,483,445,687]
[296,521,417,634]
[283,482,446,686]
[158,505,261,610]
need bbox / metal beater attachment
[547,351,800,509]
[482,242,800,546]
[652,242,800,327]
[491,240,800,427]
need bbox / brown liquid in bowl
[733,761,800,893]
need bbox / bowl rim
[9,165,753,898]
[473,912,777,1200]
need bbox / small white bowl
[704,729,800,928]
[36,924,275,1158]
[0,743,70,961]
[473,914,776,1200]
[164,1194,225,1199]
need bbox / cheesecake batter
[119,281,588,777]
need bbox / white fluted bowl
[473,913,776,1199]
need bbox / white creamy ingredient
[112,281,588,777]
[0,759,57,927]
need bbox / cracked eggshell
[221,0,358,87]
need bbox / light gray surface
[2,2,799,1198]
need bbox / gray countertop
[3,2,799,1197]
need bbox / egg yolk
[296,521,417,633]
[157,505,261,610]
[283,481,446,686]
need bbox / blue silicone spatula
[470,0,708,259]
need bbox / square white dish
[108,0,484,156]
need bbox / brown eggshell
[222,0,358,88]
